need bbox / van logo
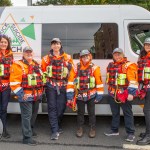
[0,14,35,55]
[1,23,24,47]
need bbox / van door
[124,20,150,63]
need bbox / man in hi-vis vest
[10,46,43,146]
[104,48,138,142]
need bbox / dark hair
[139,47,147,58]
[0,34,11,50]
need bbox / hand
[95,94,103,103]
[67,100,72,104]
[67,100,73,108]
[127,94,134,101]
[94,99,99,103]
[23,94,28,101]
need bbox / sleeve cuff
[67,92,74,100]
[127,87,137,96]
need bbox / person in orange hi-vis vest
[10,46,43,146]
[41,38,74,140]
[104,48,138,142]
[67,49,104,138]
[0,35,13,139]
[137,37,150,145]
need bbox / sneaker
[58,128,63,134]
[2,129,11,139]
[104,130,119,136]
[139,132,146,138]
[51,132,59,140]
[23,139,37,146]
[125,134,135,142]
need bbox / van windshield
[129,24,150,55]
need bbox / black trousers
[77,98,96,128]
[45,87,67,134]
[109,95,135,134]
[143,90,150,136]
[0,86,11,129]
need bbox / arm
[126,63,138,95]
[66,66,77,101]
[93,66,104,102]
[41,55,49,72]
[10,62,24,97]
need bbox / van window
[128,24,150,54]
[42,23,118,59]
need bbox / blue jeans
[109,95,135,134]
[45,87,67,134]
[19,100,39,141]
[0,86,11,129]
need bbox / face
[23,50,33,61]
[113,52,124,62]
[81,54,91,64]
[0,38,8,50]
[144,43,150,53]
[51,42,61,52]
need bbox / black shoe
[2,129,11,139]
[104,130,119,136]
[139,132,146,138]
[136,135,150,145]
[23,139,37,146]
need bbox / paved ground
[0,115,147,150]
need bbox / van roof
[0,5,150,23]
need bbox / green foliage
[0,0,12,6]
[33,0,150,11]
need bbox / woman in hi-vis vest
[41,38,74,140]
[137,37,150,145]
[0,35,13,139]
[67,49,104,138]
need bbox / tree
[33,0,64,5]
[33,0,150,11]
[0,0,12,6]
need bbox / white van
[0,5,150,115]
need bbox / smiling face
[0,38,9,51]
[113,52,124,62]
[23,50,33,62]
[81,54,91,64]
[51,41,61,53]
[144,43,150,53]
